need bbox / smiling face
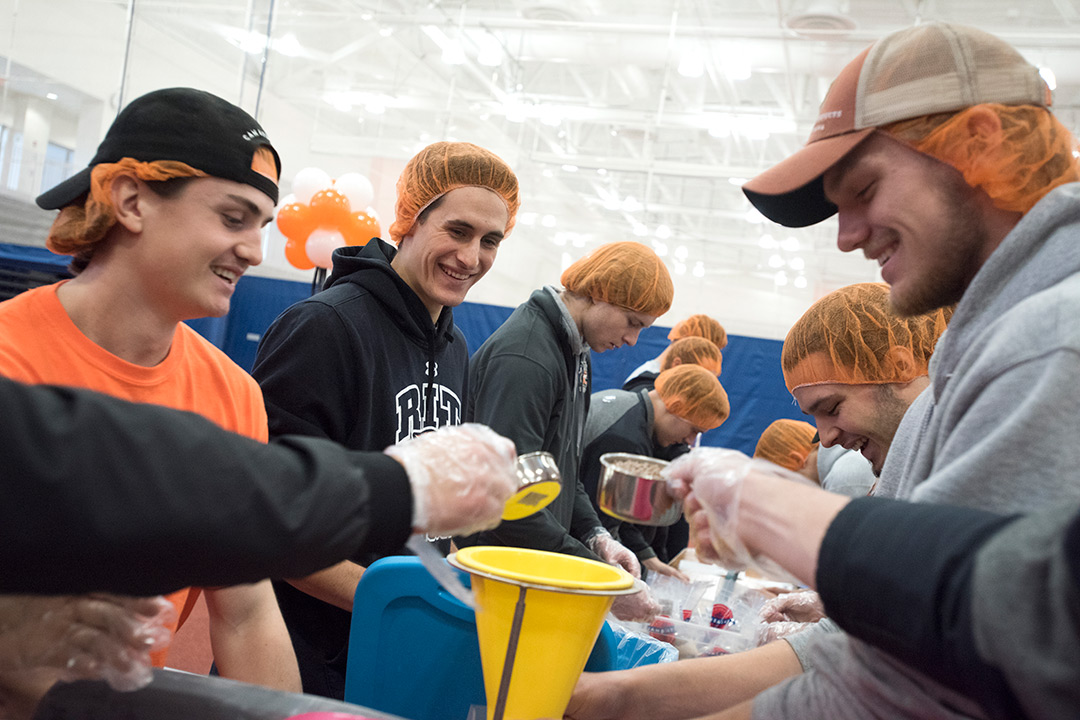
[134,176,274,321]
[823,132,999,316]
[791,379,911,476]
[577,300,657,353]
[392,186,508,322]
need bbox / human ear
[965,105,1003,141]
[885,345,916,379]
[110,174,145,234]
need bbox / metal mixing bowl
[597,452,681,526]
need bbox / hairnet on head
[782,283,951,392]
[561,241,674,316]
[388,141,520,245]
[655,364,729,431]
[668,314,728,350]
[754,419,818,472]
[659,337,723,375]
[884,104,1080,215]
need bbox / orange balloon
[285,237,315,270]
[342,211,382,247]
[276,202,317,241]
[309,189,352,228]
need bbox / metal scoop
[408,451,562,609]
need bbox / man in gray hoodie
[568,21,1080,720]
[742,20,1080,720]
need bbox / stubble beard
[889,171,988,317]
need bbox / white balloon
[277,192,296,210]
[305,228,345,269]
[334,172,375,210]
[293,167,333,205]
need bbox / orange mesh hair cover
[884,104,1080,214]
[388,141,520,244]
[659,337,723,375]
[782,283,951,392]
[655,364,729,431]
[754,419,818,472]
[668,314,727,349]
[45,159,207,256]
[561,241,674,316]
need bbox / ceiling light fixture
[678,48,705,79]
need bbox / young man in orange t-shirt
[0,88,299,693]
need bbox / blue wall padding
[0,245,805,456]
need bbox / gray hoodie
[755,184,1080,719]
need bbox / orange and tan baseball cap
[742,22,1051,228]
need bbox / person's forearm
[206,585,301,693]
[736,475,850,587]
[0,378,412,595]
[285,561,365,612]
[569,641,801,720]
[689,699,755,720]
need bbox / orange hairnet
[668,314,727,350]
[754,419,818,472]
[388,141,520,245]
[884,104,1080,215]
[659,337,723,375]
[782,283,951,392]
[655,364,729,431]
[561,241,674,316]
[46,158,208,256]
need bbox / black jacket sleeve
[462,350,598,560]
[579,431,655,559]
[816,497,1024,720]
[0,377,412,596]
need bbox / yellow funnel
[450,547,636,720]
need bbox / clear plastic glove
[665,448,811,583]
[0,594,173,692]
[757,620,816,645]
[610,580,662,623]
[584,529,641,579]
[759,590,825,624]
[385,423,517,537]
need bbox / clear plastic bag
[607,617,679,667]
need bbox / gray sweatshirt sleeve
[971,503,1080,719]
[781,618,839,671]
[752,633,987,720]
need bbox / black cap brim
[37,167,93,210]
[741,128,876,228]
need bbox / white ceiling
[4,0,1080,337]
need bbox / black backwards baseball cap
[36,87,281,210]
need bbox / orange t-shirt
[0,282,268,665]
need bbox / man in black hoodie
[251,141,520,699]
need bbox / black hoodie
[251,238,469,698]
